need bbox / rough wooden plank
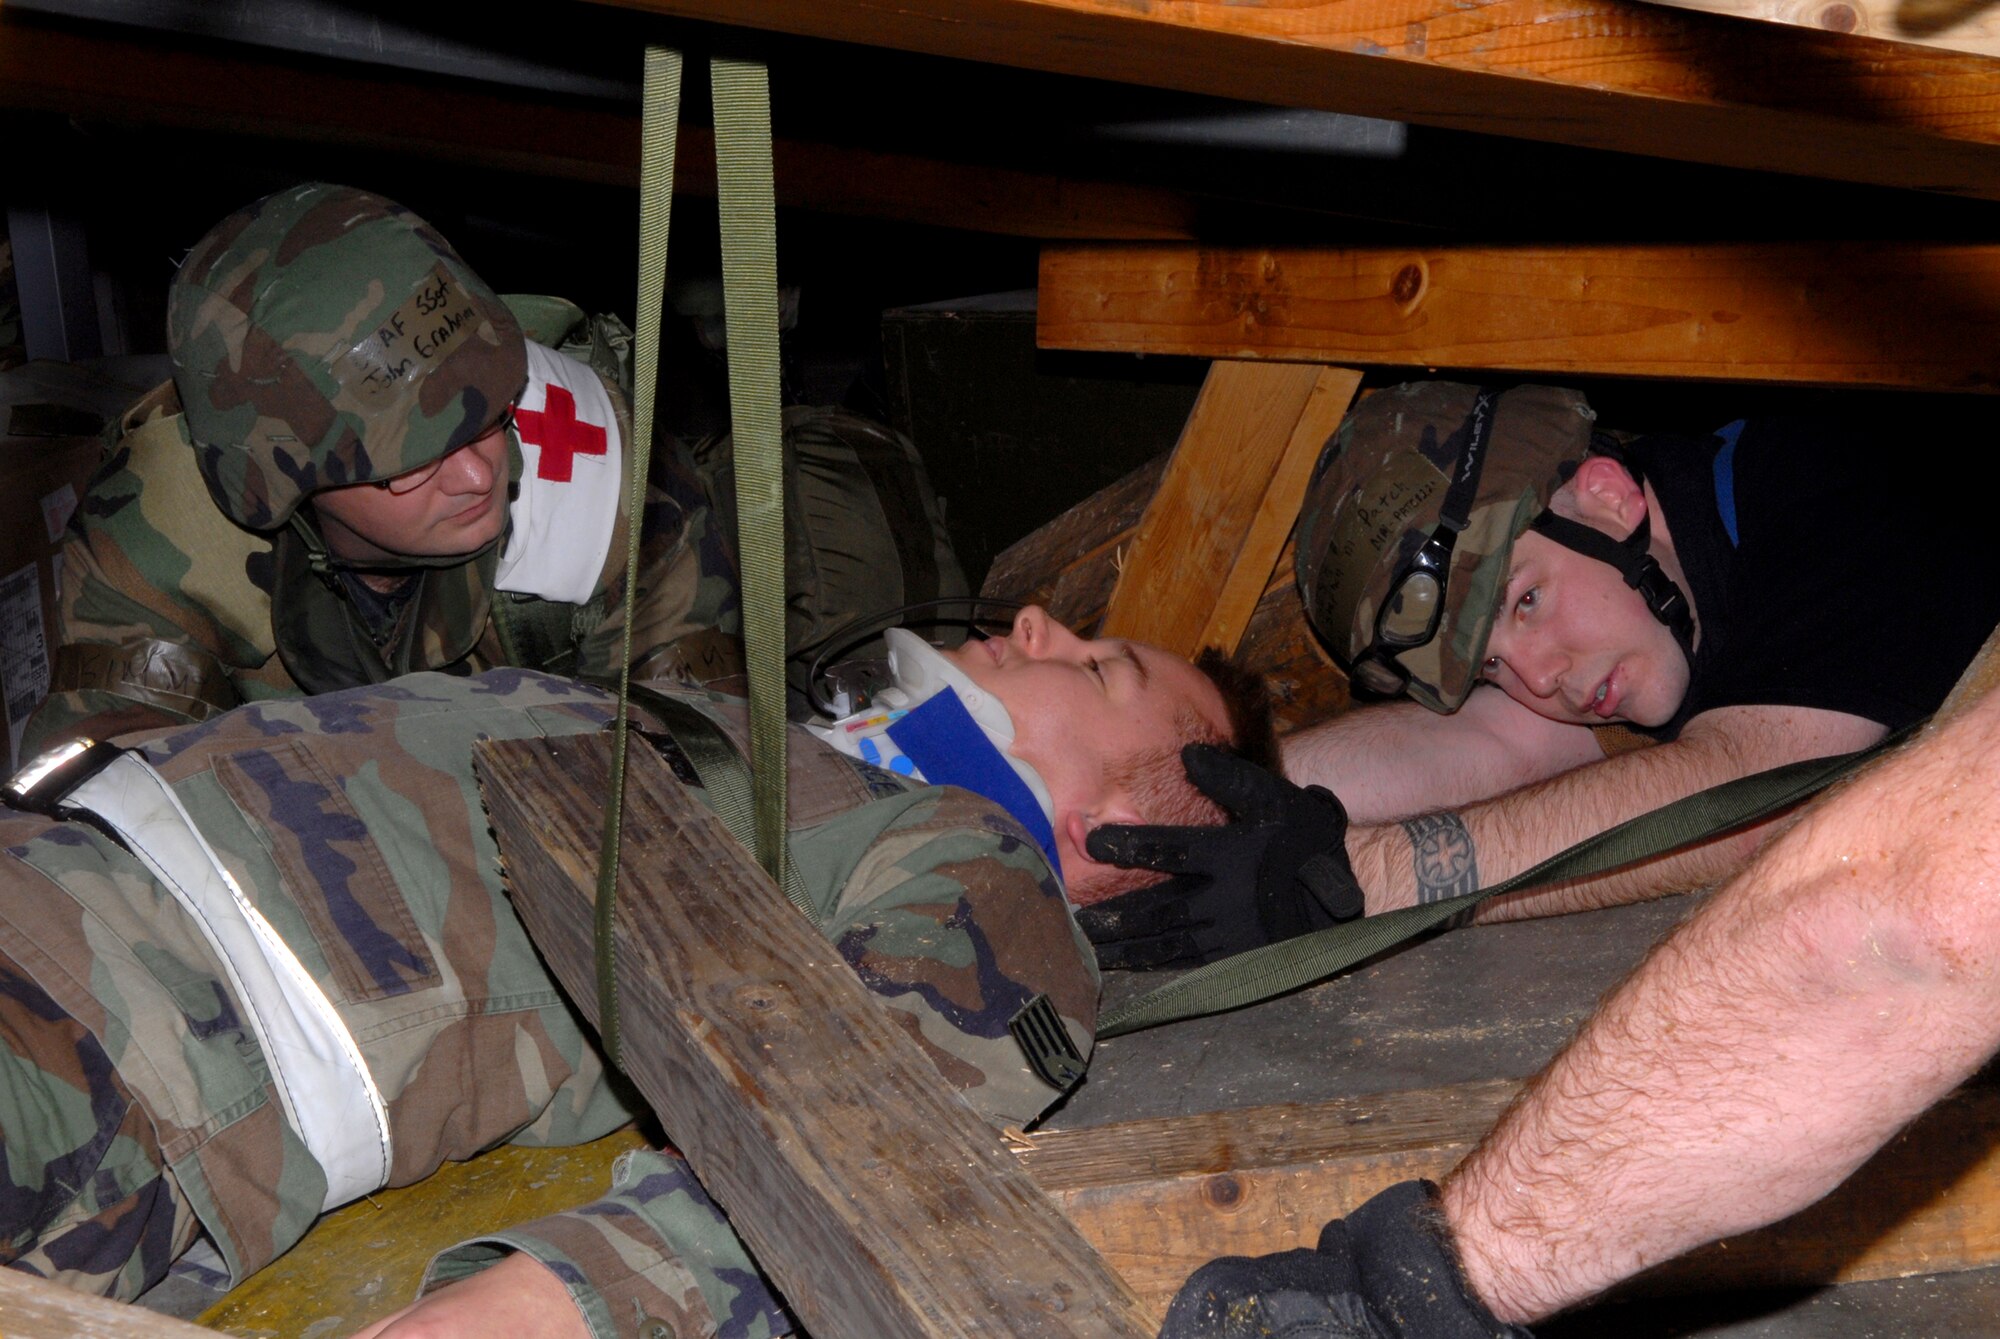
[1020,1077,2000,1316]
[0,1268,223,1338]
[475,732,1155,1339]
[1100,362,1325,655]
[1642,0,2000,60]
[595,0,2000,200]
[1196,367,1363,657]
[981,458,1351,732]
[198,1129,652,1336]
[1237,553,1354,733]
[1023,1081,1516,1309]
[1039,243,2000,392]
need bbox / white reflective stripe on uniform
[66,754,392,1211]
[496,340,622,605]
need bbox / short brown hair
[1076,652,1280,903]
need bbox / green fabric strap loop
[596,49,798,1067]
[1097,723,1922,1039]
[594,45,682,1069]
[712,56,792,897]
[619,682,815,919]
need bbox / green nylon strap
[712,56,794,900]
[1097,722,1924,1038]
[620,682,815,918]
[594,44,681,1069]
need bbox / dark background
[6,0,1996,586]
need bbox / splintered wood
[475,732,1153,1339]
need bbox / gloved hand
[1159,1181,1531,1339]
[1077,744,1362,970]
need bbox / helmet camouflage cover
[168,182,527,530]
[1295,381,1596,713]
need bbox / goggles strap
[1435,387,1502,536]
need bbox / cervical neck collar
[813,630,1061,871]
[1527,458,1696,666]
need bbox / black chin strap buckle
[1630,555,1696,651]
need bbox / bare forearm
[1440,694,2000,1321]
[1351,744,1763,919]
[1350,706,1883,920]
[1283,689,1599,825]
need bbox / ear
[1567,455,1648,539]
[1062,794,1146,871]
[1061,794,1151,905]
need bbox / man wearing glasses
[1088,379,1998,960]
[22,182,743,758]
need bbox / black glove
[1159,1181,1531,1339]
[1077,744,1362,970]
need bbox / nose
[1488,627,1565,699]
[1011,605,1085,660]
[435,434,501,495]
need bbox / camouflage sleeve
[0,940,202,1299]
[422,1148,785,1339]
[26,397,292,757]
[813,783,1101,1131]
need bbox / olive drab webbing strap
[594,48,802,1067]
[619,682,813,914]
[1097,723,1922,1038]
[712,57,794,899]
[594,45,682,1069]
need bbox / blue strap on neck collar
[887,689,1061,875]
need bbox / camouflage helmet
[1295,381,1595,713]
[168,182,527,530]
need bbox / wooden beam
[981,457,1352,732]
[1038,243,2000,391]
[476,732,1155,1339]
[1099,362,1361,656]
[1196,367,1362,656]
[1643,0,2000,61]
[0,15,1202,240]
[0,1267,223,1338]
[593,0,2000,200]
[1019,1077,2000,1316]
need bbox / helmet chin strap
[289,507,502,581]
[1527,462,1696,667]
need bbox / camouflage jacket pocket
[212,740,441,1003]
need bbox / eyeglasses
[1344,387,1501,698]
[1347,528,1458,695]
[373,410,514,494]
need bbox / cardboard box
[1,433,104,775]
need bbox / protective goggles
[1348,529,1458,695]
[1345,388,1500,697]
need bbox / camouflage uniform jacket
[24,328,741,760]
[0,669,1097,1338]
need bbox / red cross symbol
[514,385,607,483]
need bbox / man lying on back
[0,606,1273,1339]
